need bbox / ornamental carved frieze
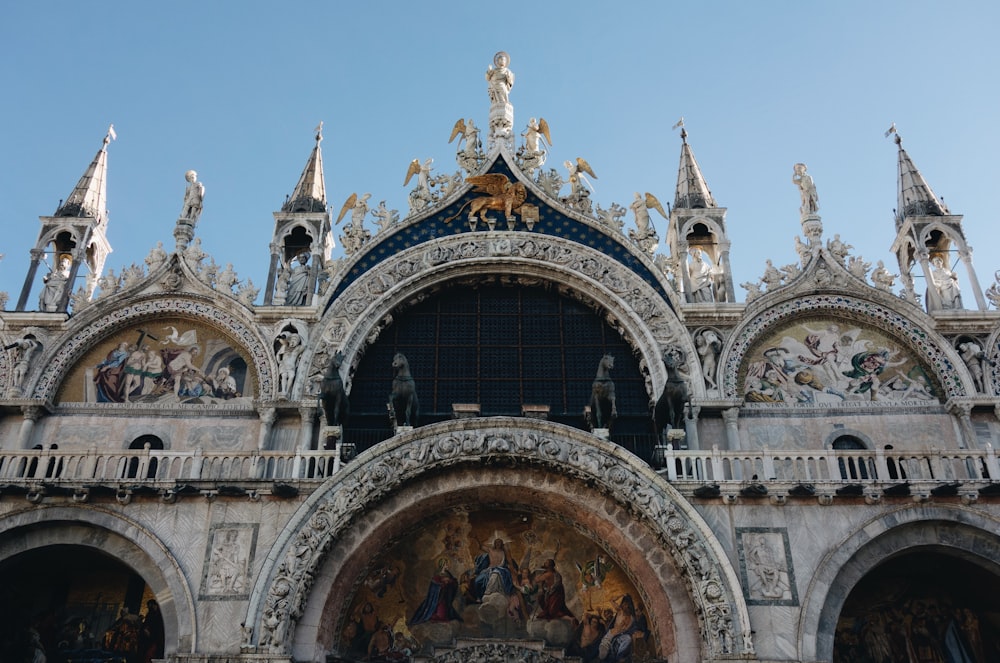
[314,233,685,384]
[252,420,752,659]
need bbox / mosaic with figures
[740,317,939,405]
[341,508,659,663]
[56,319,254,404]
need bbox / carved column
[257,407,277,451]
[917,250,942,311]
[685,404,702,450]
[15,249,44,311]
[298,406,317,451]
[263,243,280,305]
[958,248,987,311]
[949,402,976,450]
[18,405,45,449]
[722,407,742,451]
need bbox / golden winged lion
[446,173,527,223]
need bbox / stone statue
[7,336,41,392]
[450,118,481,172]
[870,261,896,292]
[958,340,989,393]
[276,332,305,396]
[145,241,168,272]
[791,163,818,217]
[486,51,514,106]
[518,117,551,172]
[216,263,238,293]
[930,256,962,309]
[629,192,666,254]
[687,248,715,303]
[826,234,851,263]
[181,170,205,222]
[371,200,400,232]
[283,254,311,306]
[337,193,373,255]
[986,271,1000,309]
[696,329,722,391]
[39,256,71,312]
[404,158,435,213]
[564,158,596,197]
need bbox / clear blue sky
[2,1,998,304]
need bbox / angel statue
[565,158,597,197]
[449,118,481,173]
[444,173,527,228]
[629,192,667,254]
[404,158,435,214]
[336,193,373,255]
[518,117,551,173]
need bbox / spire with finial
[674,123,716,210]
[55,124,115,222]
[894,129,946,228]
[282,122,327,213]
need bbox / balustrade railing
[0,445,997,491]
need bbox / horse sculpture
[588,354,617,430]
[389,352,419,427]
[320,351,349,427]
[653,346,690,440]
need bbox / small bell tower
[263,124,332,306]
[888,129,986,311]
[666,125,734,303]
[15,127,114,313]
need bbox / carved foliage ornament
[253,424,748,658]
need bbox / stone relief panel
[735,527,798,606]
[739,316,940,406]
[55,318,255,405]
[339,507,658,662]
[201,524,258,600]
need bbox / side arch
[246,417,754,660]
[28,295,276,401]
[796,505,1000,662]
[0,504,198,654]
[719,293,972,399]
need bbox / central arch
[247,417,753,661]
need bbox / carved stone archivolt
[306,233,691,398]
[247,418,753,659]
[29,297,276,401]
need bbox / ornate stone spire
[674,128,716,210]
[282,123,327,213]
[55,126,114,222]
[894,132,946,228]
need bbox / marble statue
[687,248,715,302]
[217,263,238,293]
[846,255,871,281]
[696,329,722,391]
[371,200,400,232]
[486,51,514,105]
[628,192,666,254]
[181,170,205,223]
[958,340,988,393]
[145,241,168,272]
[276,332,305,396]
[564,158,597,197]
[518,117,551,172]
[791,163,818,217]
[283,254,311,306]
[986,271,1000,309]
[404,158,435,213]
[826,234,851,263]
[337,192,371,230]
[39,256,71,312]
[761,260,783,291]
[450,118,481,172]
[871,260,897,292]
[7,336,41,392]
[930,256,962,309]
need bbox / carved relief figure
[7,336,41,392]
[696,330,722,391]
[204,528,253,596]
[958,340,989,393]
[445,173,527,225]
[276,332,305,396]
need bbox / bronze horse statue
[588,354,618,430]
[319,350,349,427]
[653,347,690,439]
[389,352,419,427]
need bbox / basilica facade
[1,52,999,663]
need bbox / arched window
[832,435,870,480]
[126,435,164,479]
